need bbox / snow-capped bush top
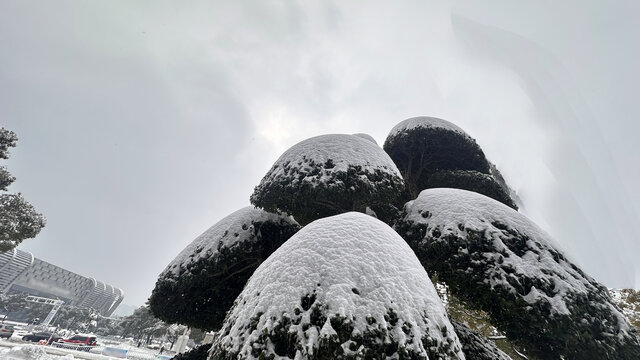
[388,116,469,139]
[161,206,297,278]
[266,134,401,182]
[352,133,378,144]
[403,188,621,318]
[251,134,405,225]
[212,212,465,359]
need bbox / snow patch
[352,133,378,145]
[0,345,71,360]
[263,134,401,185]
[388,116,469,139]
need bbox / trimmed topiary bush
[383,116,492,200]
[395,188,640,360]
[149,207,300,331]
[210,212,465,360]
[250,134,404,225]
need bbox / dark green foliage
[171,343,211,360]
[488,163,520,208]
[149,219,300,331]
[367,202,403,228]
[396,220,640,360]
[251,162,404,225]
[426,170,517,209]
[384,126,491,200]
[0,129,45,253]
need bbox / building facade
[0,249,123,316]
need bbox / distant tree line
[0,293,203,348]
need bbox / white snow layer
[387,116,469,139]
[403,188,626,320]
[213,212,465,359]
[161,206,297,277]
[0,345,73,360]
[352,133,378,145]
[264,134,401,181]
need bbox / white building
[0,249,124,316]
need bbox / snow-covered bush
[250,134,404,225]
[172,344,212,360]
[149,207,300,331]
[396,188,640,359]
[383,117,493,200]
[209,212,465,360]
[425,170,517,209]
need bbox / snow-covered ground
[0,344,71,360]
[0,339,169,360]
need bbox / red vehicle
[57,334,98,347]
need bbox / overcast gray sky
[2,1,639,308]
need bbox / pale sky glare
[2,1,639,307]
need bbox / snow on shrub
[250,134,404,225]
[425,170,517,209]
[383,117,492,200]
[209,212,465,360]
[396,188,640,359]
[352,133,378,144]
[149,207,300,331]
